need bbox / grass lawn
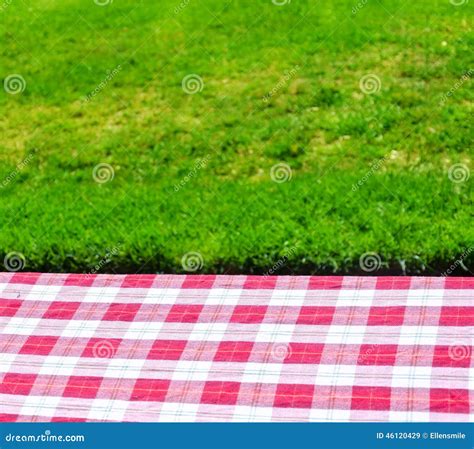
[1,0,472,275]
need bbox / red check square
[148,340,187,360]
[166,304,203,323]
[63,376,103,399]
[64,274,95,287]
[43,301,80,320]
[131,379,170,402]
[376,278,411,290]
[433,345,471,368]
[0,373,37,396]
[201,381,240,405]
[230,305,267,324]
[297,307,335,325]
[445,278,474,289]
[19,336,59,356]
[0,414,19,422]
[351,386,391,411]
[0,300,22,317]
[121,275,155,289]
[308,276,343,289]
[10,273,40,285]
[439,307,474,326]
[243,276,277,289]
[214,341,254,362]
[430,388,470,414]
[368,307,405,326]
[103,303,141,322]
[182,275,216,289]
[274,384,314,408]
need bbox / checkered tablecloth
[0,273,472,422]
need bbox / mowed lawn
[1,0,472,274]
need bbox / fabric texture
[0,273,472,422]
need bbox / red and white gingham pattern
[0,273,472,422]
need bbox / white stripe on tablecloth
[1,317,470,344]
[0,394,470,422]
[1,354,471,389]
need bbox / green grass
[1,0,472,275]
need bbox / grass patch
[1,0,472,274]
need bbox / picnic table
[0,273,472,422]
